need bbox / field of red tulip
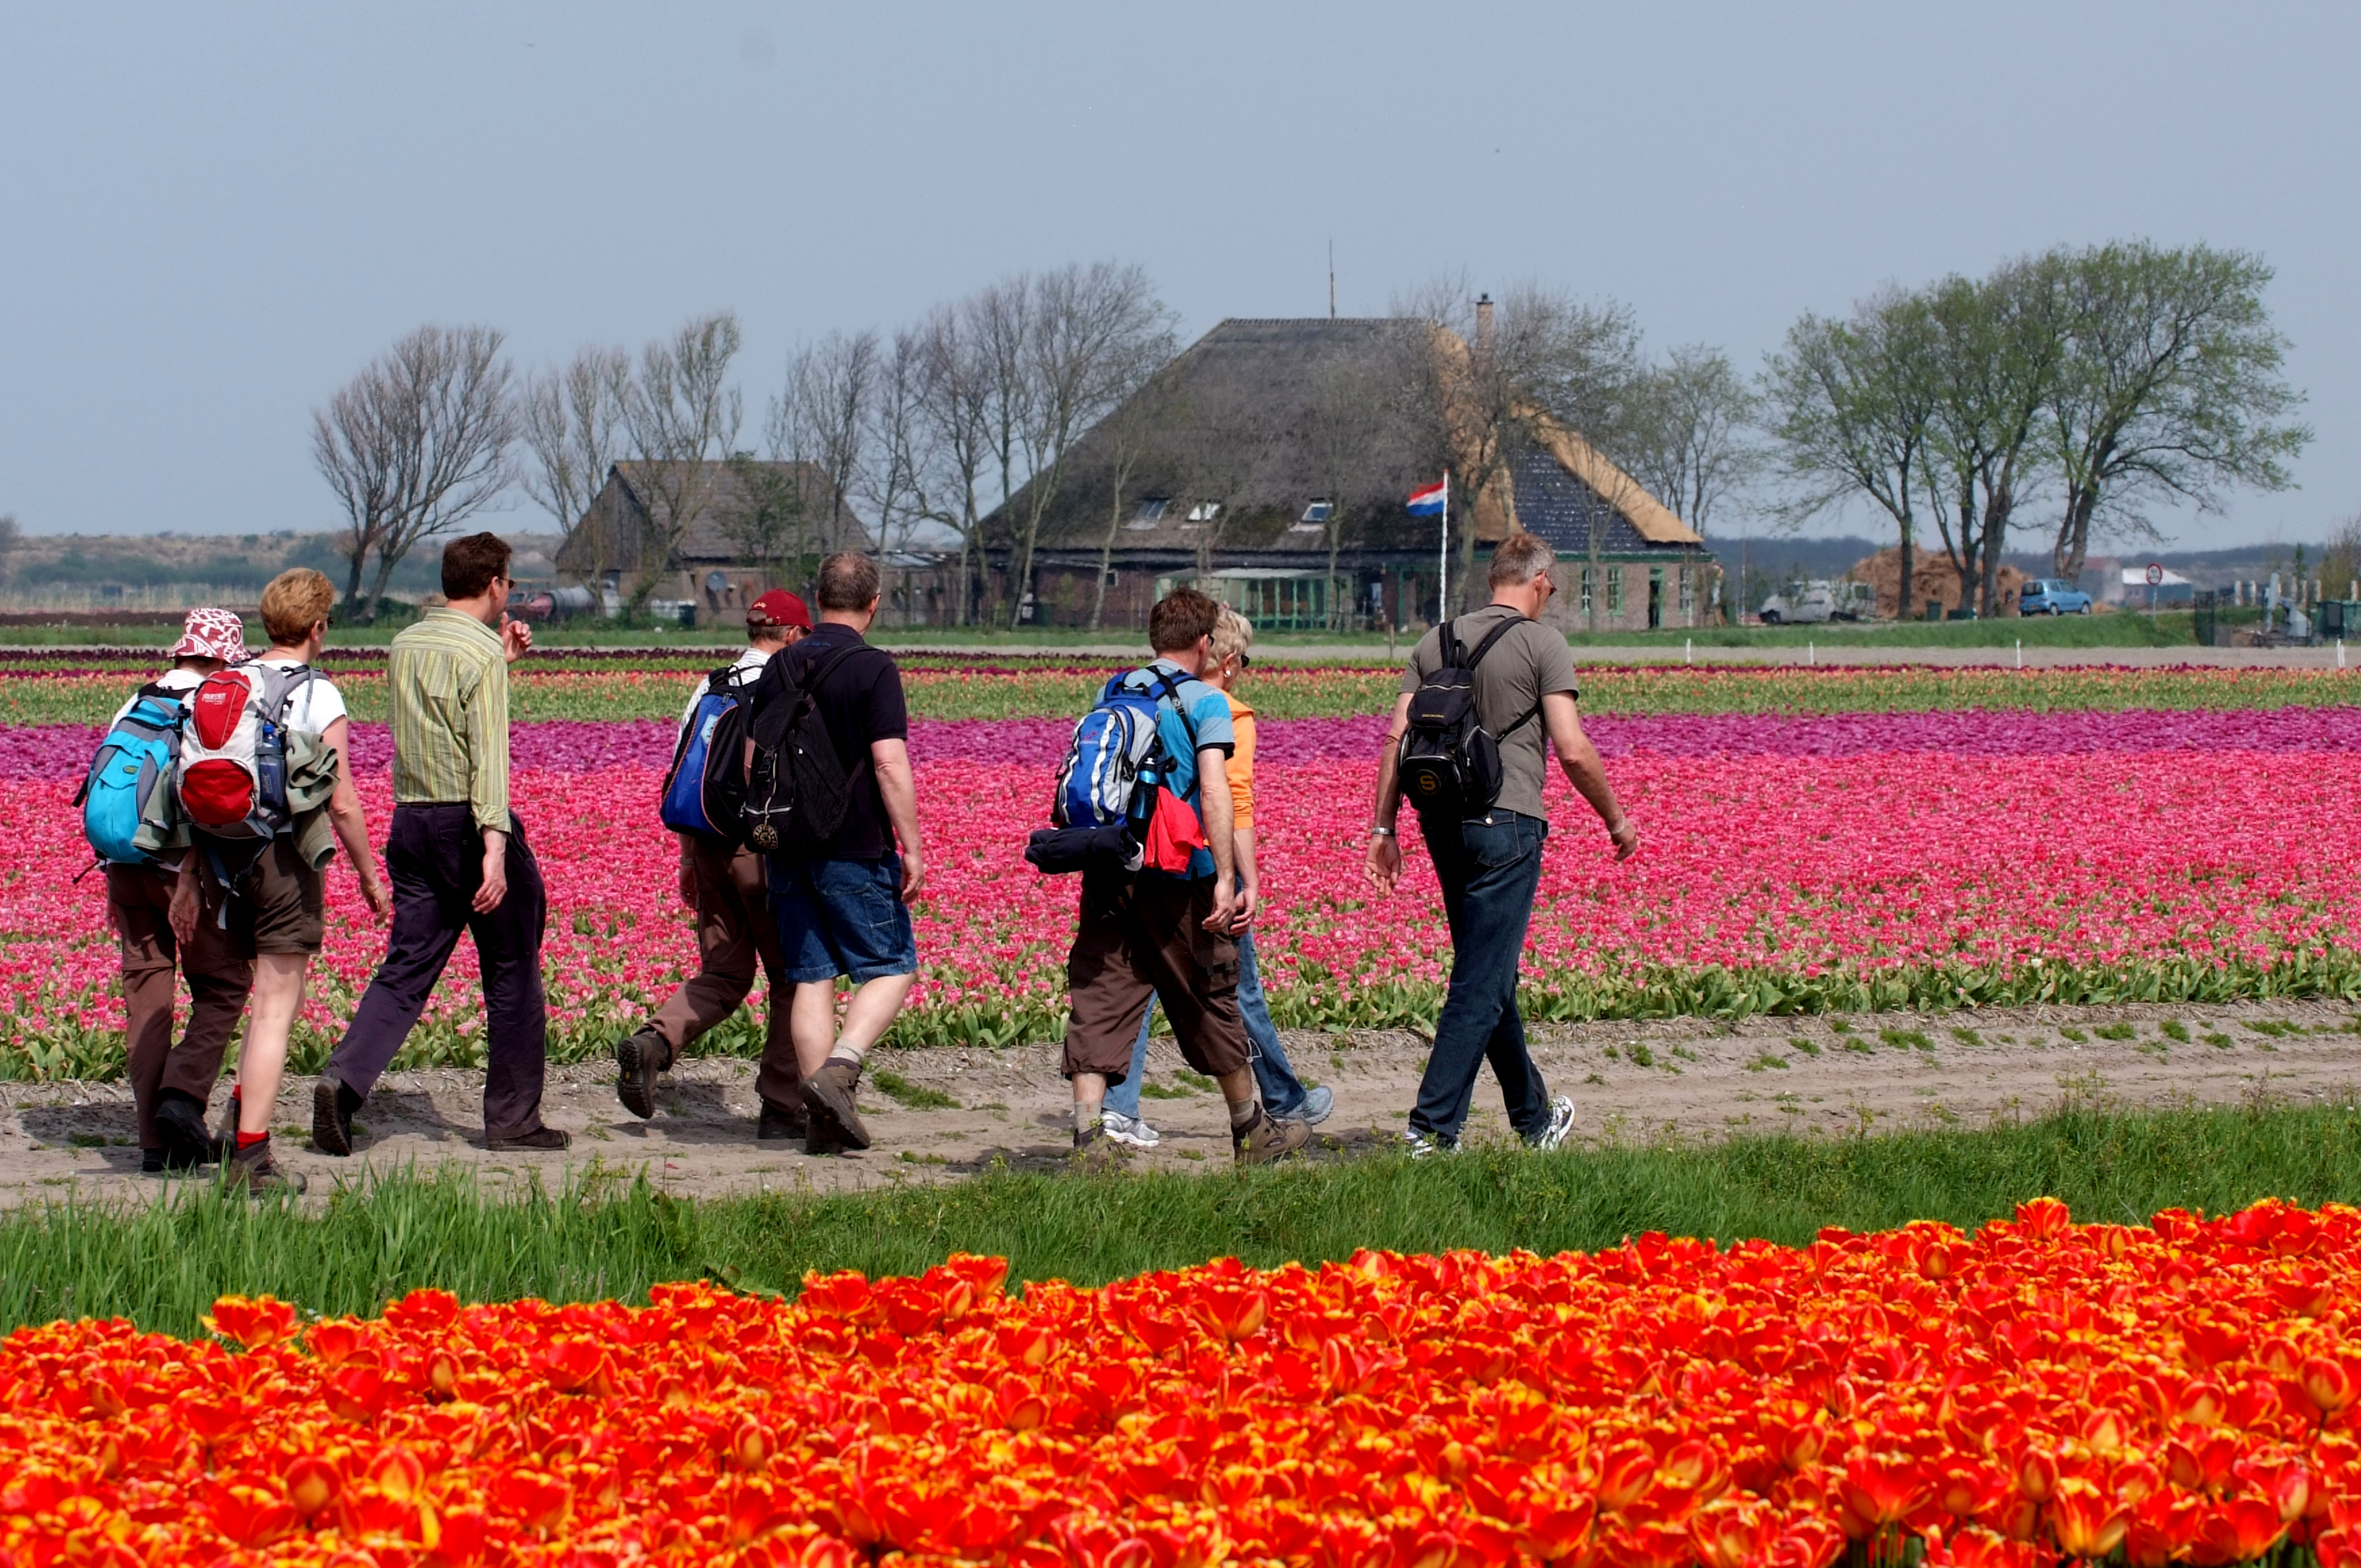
[12,1198,2361,1566]
[1,661,2358,1075]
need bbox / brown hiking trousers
[106,862,254,1148]
[650,837,801,1113]
[1062,872,1249,1084]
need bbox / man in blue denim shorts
[754,552,924,1155]
[1364,532,1640,1155]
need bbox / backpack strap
[1461,617,1545,739]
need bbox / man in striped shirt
[314,532,567,1155]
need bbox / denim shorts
[769,854,917,983]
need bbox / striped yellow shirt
[386,608,511,833]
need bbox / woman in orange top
[1099,609,1334,1147]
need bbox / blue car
[2021,578,2093,615]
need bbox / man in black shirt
[756,552,924,1153]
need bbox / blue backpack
[76,683,186,866]
[660,663,759,842]
[1052,667,1193,831]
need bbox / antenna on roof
[1328,240,1336,319]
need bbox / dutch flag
[1405,479,1447,516]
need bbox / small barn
[556,461,874,625]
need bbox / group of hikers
[84,528,1634,1189]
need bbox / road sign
[2146,563,2165,586]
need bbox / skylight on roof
[1187,501,1221,523]
[1301,500,1334,524]
[1133,497,1170,522]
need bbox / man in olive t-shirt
[1365,533,1640,1152]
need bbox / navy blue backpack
[660,664,759,843]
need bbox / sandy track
[1,998,2353,1209]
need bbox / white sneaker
[1527,1095,1577,1151]
[1403,1129,1452,1159]
[1296,1084,1335,1126]
[1101,1111,1162,1148]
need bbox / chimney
[1474,293,1495,361]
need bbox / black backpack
[1397,616,1540,820]
[742,642,864,855]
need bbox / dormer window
[1187,500,1222,523]
[1301,500,1334,524]
[1133,496,1171,521]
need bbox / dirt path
[2,999,2353,1209]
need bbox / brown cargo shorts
[1062,872,1249,1084]
[204,835,328,956]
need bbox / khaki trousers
[105,862,254,1148]
[652,837,801,1113]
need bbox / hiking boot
[1100,1110,1161,1148]
[486,1126,571,1152]
[224,1136,307,1197]
[1234,1106,1312,1166]
[757,1099,808,1141]
[616,1029,669,1120]
[140,1148,166,1175]
[801,1060,871,1151]
[1071,1124,1128,1172]
[155,1091,219,1169]
[311,1078,357,1157]
[1524,1095,1577,1152]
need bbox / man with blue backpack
[617,588,811,1136]
[80,608,255,1174]
[1053,588,1310,1167]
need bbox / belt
[394,800,473,810]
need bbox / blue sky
[2,1,2353,548]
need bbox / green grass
[868,1069,958,1110]
[11,1101,2361,1338]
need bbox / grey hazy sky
[3,1,2353,550]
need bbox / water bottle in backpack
[76,685,187,866]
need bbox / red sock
[236,1130,267,1149]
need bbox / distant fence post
[2192,588,2219,648]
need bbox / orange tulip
[2047,1478,2131,1559]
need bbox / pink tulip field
[3,660,2357,1079]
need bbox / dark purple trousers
[325,804,550,1139]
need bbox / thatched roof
[986,317,1703,566]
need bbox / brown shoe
[1070,1125,1128,1172]
[801,1060,871,1151]
[1235,1106,1312,1166]
[223,1136,307,1197]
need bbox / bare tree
[908,304,995,625]
[767,330,879,559]
[1303,348,1399,629]
[1088,365,1183,629]
[311,324,517,619]
[620,311,744,612]
[0,514,18,594]
[721,450,809,583]
[862,328,929,560]
[1004,262,1178,626]
[1624,346,1761,536]
[970,278,1033,623]
[519,345,631,547]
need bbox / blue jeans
[768,854,917,983]
[1103,929,1312,1118]
[1408,810,1552,1145]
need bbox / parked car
[1758,581,1873,625]
[2021,579,2094,615]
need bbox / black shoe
[757,1099,808,1141]
[617,1030,667,1120]
[140,1147,166,1174]
[312,1078,357,1156]
[155,1091,219,1169]
[486,1126,571,1152]
[801,1060,871,1151]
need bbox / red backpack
[176,664,319,839]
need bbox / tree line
[308,239,2306,627]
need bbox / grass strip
[7,1100,2361,1338]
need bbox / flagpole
[1438,473,1450,627]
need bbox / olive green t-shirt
[1398,606,1580,821]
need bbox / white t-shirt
[251,657,348,734]
[109,667,203,727]
[675,646,773,748]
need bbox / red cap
[748,590,810,630]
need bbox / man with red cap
[94,608,256,1172]
[617,588,812,1136]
